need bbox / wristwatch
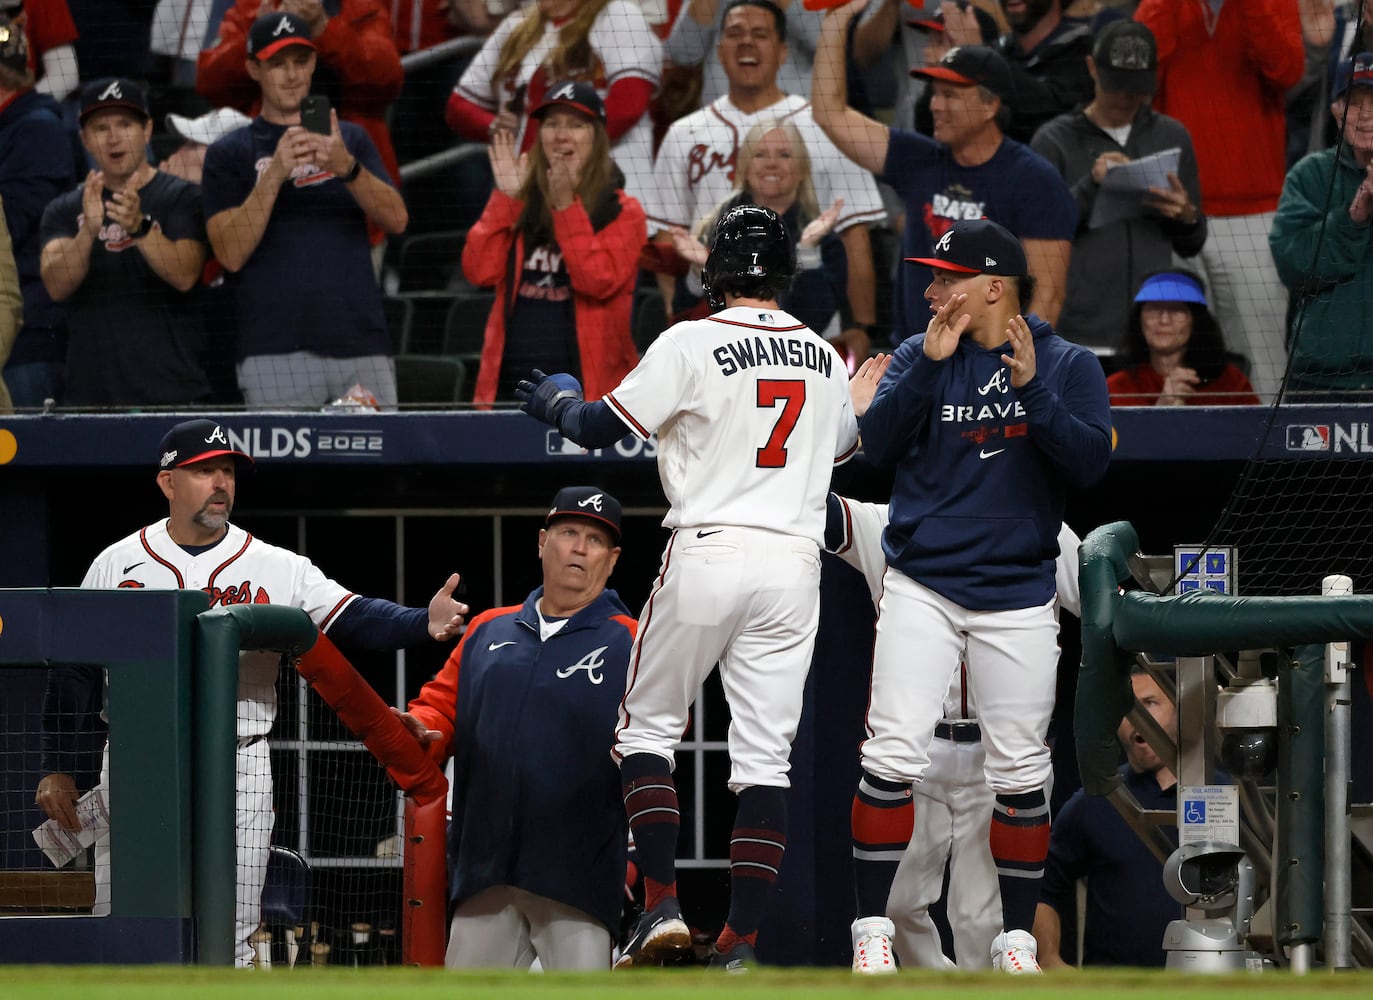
[129,215,154,240]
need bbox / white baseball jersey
[454,0,662,198]
[83,519,357,738]
[604,307,859,544]
[828,496,1083,619]
[643,94,888,235]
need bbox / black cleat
[615,896,692,968]
[706,940,756,973]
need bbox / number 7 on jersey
[756,379,806,468]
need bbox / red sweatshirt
[1134,0,1303,217]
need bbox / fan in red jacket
[197,0,403,186]
[462,81,644,407]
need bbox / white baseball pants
[445,885,612,970]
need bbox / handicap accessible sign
[1179,785,1240,845]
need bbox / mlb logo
[545,430,585,456]
[1286,425,1330,451]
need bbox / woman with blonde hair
[446,0,661,199]
[671,119,849,344]
[462,82,645,406]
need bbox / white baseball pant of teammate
[829,494,1081,968]
[608,306,859,785]
[81,519,363,967]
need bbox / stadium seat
[442,290,495,359]
[395,229,469,293]
[395,354,468,405]
[383,295,415,354]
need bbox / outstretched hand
[389,706,445,747]
[428,572,467,640]
[799,198,844,249]
[516,369,583,426]
[1001,314,1037,387]
[923,293,971,361]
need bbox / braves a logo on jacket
[555,645,608,684]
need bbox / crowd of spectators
[0,0,1367,411]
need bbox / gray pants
[238,353,398,408]
[444,885,612,970]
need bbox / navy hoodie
[861,315,1110,610]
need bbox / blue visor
[1134,272,1207,305]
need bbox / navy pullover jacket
[415,586,637,932]
[862,315,1110,610]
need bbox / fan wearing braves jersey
[516,204,858,971]
[844,217,1110,975]
[35,418,467,968]
[395,486,636,971]
[826,488,1082,970]
[643,0,885,359]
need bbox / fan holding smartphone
[199,12,409,410]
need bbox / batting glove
[516,369,583,426]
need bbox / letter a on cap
[273,15,294,35]
[99,81,122,100]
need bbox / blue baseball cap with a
[1134,270,1208,306]
[1333,51,1373,100]
[546,486,622,542]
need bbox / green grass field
[6,966,1372,1000]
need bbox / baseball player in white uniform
[517,204,858,972]
[828,490,1082,969]
[35,419,467,967]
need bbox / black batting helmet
[700,204,795,310]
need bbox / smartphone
[300,95,331,136]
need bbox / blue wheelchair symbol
[1184,800,1206,824]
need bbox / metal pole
[1323,574,1354,969]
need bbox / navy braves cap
[546,486,622,542]
[1092,20,1158,95]
[907,218,1028,278]
[79,77,151,125]
[248,12,317,61]
[1334,51,1373,100]
[158,419,253,470]
[910,45,1014,101]
[530,80,607,123]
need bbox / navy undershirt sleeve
[556,399,636,449]
[328,597,430,649]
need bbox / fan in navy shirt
[200,12,407,408]
[39,78,210,407]
[811,2,1076,344]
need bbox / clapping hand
[668,226,708,266]
[489,129,529,198]
[1001,314,1037,388]
[923,292,971,361]
[1157,366,1200,405]
[799,198,844,249]
[848,352,891,418]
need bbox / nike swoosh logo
[978,449,1005,460]
[488,641,517,651]
[696,529,723,538]
[122,562,144,574]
